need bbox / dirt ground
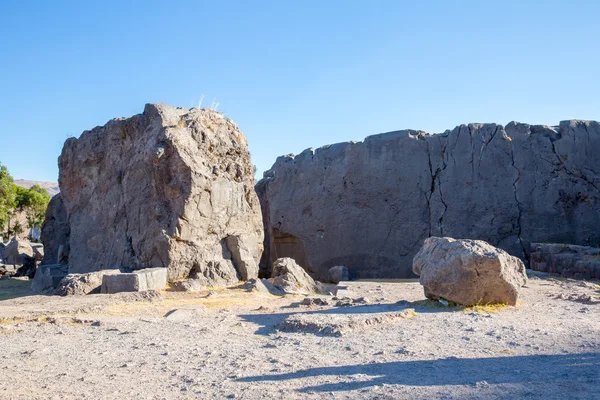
[0,273,599,399]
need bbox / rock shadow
[237,352,600,394]
[240,300,462,336]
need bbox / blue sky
[1,0,599,182]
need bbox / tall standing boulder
[57,104,263,285]
[412,237,527,306]
[40,193,70,265]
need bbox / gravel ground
[0,275,599,399]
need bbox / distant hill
[14,180,59,197]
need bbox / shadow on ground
[237,352,600,394]
[0,279,34,301]
[239,300,458,335]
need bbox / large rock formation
[55,104,263,285]
[413,237,527,306]
[257,120,600,280]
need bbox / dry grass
[464,303,509,314]
[101,289,282,317]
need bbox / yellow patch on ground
[464,303,509,314]
[100,289,284,317]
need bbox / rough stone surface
[257,120,600,280]
[529,243,600,279]
[171,279,203,292]
[31,264,69,292]
[271,257,331,295]
[58,104,263,285]
[3,238,37,278]
[279,307,416,337]
[32,244,44,262]
[55,270,121,296]
[40,194,70,265]
[413,237,527,306]
[260,279,284,296]
[328,265,349,283]
[3,238,34,265]
[101,268,168,294]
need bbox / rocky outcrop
[57,104,263,285]
[270,257,331,295]
[101,268,168,294]
[40,194,70,265]
[2,238,37,278]
[530,243,600,279]
[413,237,527,306]
[55,270,122,296]
[31,264,69,292]
[257,121,600,280]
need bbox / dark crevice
[550,141,599,193]
[508,141,526,260]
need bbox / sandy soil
[0,274,599,399]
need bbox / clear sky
[1,0,599,182]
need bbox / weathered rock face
[3,238,34,265]
[270,257,331,295]
[31,264,69,293]
[258,121,600,280]
[530,243,600,280]
[328,266,349,283]
[40,194,70,265]
[55,270,121,296]
[413,237,527,306]
[58,104,263,284]
[101,268,168,294]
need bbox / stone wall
[530,243,600,279]
[257,120,600,280]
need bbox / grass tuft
[464,303,509,314]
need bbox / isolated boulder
[40,194,70,265]
[171,279,203,292]
[55,270,121,296]
[271,257,330,295]
[58,103,263,285]
[328,266,349,283]
[3,238,37,278]
[412,237,527,306]
[3,238,34,265]
[101,268,168,294]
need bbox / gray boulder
[257,120,600,280]
[3,238,34,265]
[3,238,37,278]
[58,104,263,285]
[55,270,121,296]
[31,264,69,292]
[413,237,527,306]
[328,265,349,283]
[271,257,331,295]
[171,278,203,292]
[101,268,168,294]
[40,194,70,265]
